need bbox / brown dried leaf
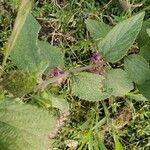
[113,107,132,129]
[118,0,129,11]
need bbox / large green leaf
[138,79,150,100]
[10,14,42,72]
[124,54,150,85]
[38,40,64,73]
[85,19,111,41]
[71,72,109,101]
[98,12,145,63]
[0,99,56,150]
[104,69,133,96]
[10,14,65,73]
[3,0,33,65]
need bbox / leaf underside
[0,99,56,150]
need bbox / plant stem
[38,62,104,90]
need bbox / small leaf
[115,136,123,150]
[38,40,64,73]
[30,92,69,112]
[127,94,149,102]
[144,125,150,134]
[138,79,150,100]
[124,54,150,85]
[104,69,133,96]
[85,19,111,41]
[0,99,56,150]
[71,72,109,101]
[49,95,69,113]
[98,12,145,63]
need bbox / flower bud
[49,68,64,77]
[91,52,102,64]
[49,67,65,85]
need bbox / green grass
[0,0,150,149]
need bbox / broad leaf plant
[0,0,150,149]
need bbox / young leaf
[71,72,109,101]
[124,54,150,85]
[3,0,33,66]
[98,12,145,63]
[127,94,149,102]
[138,79,150,100]
[104,69,133,97]
[0,99,56,150]
[38,40,64,73]
[85,19,111,41]
[115,137,123,150]
[10,14,42,72]
[49,95,69,113]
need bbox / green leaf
[104,69,133,97]
[71,72,109,101]
[115,137,123,150]
[138,79,150,100]
[0,71,37,97]
[85,19,111,41]
[140,43,150,61]
[113,131,124,150]
[98,12,145,63]
[29,92,69,112]
[38,40,64,73]
[0,99,56,150]
[127,94,149,102]
[3,0,33,65]
[144,125,150,134]
[137,19,150,47]
[137,19,150,60]
[10,14,42,72]
[146,29,150,37]
[49,95,69,113]
[10,14,65,74]
[124,54,150,85]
